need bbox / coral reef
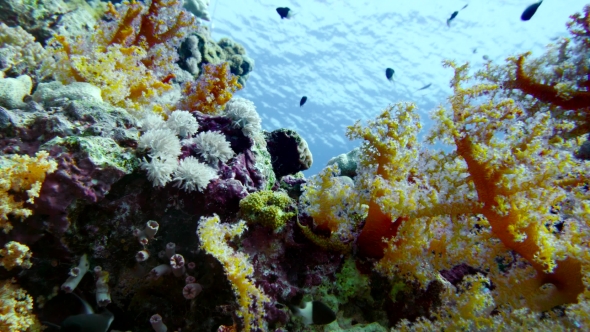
[2,1,590,331]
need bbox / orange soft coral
[346,104,421,258]
[177,63,242,115]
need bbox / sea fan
[186,131,235,164]
[166,110,199,137]
[172,156,218,192]
[138,128,182,159]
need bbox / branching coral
[44,0,197,115]
[177,62,242,115]
[480,5,590,139]
[197,214,270,331]
[0,151,57,233]
[299,164,366,252]
[346,103,422,258]
[347,58,590,315]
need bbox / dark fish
[447,11,459,27]
[61,310,114,332]
[300,96,307,107]
[385,68,395,81]
[289,300,336,325]
[276,7,293,19]
[521,1,543,21]
[41,293,114,332]
[417,83,432,91]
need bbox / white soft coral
[166,110,199,137]
[184,131,235,164]
[172,156,218,192]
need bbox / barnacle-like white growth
[172,156,218,192]
[225,97,263,140]
[138,128,182,159]
[166,110,199,137]
[139,113,166,132]
[140,156,178,187]
[187,131,235,164]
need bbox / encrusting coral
[239,190,296,231]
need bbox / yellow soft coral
[177,62,242,115]
[0,151,57,233]
[0,279,43,331]
[44,0,196,115]
[197,215,269,331]
[299,164,366,252]
[0,242,32,271]
[394,274,580,331]
[348,60,590,314]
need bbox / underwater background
[2,0,590,331]
[211,0,589,174]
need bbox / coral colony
[2,0,590,331]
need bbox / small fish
[472,48,477,54]
[417,83,432,91]
[289,300,336,325]
[482,55,490,61]
[276,7,293,19]
[447,5,468,27]
[385,68,395,82]
[300,96,307,107]
[521,1,543,21]
[447,11,459,27]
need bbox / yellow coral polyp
[197,215,269,331]
[0,151,57,233]
[239,190,295,231]
[178,62,243,115]
[0,280,42,331]
[0,242,32,271]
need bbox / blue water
[209,0,587,175]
